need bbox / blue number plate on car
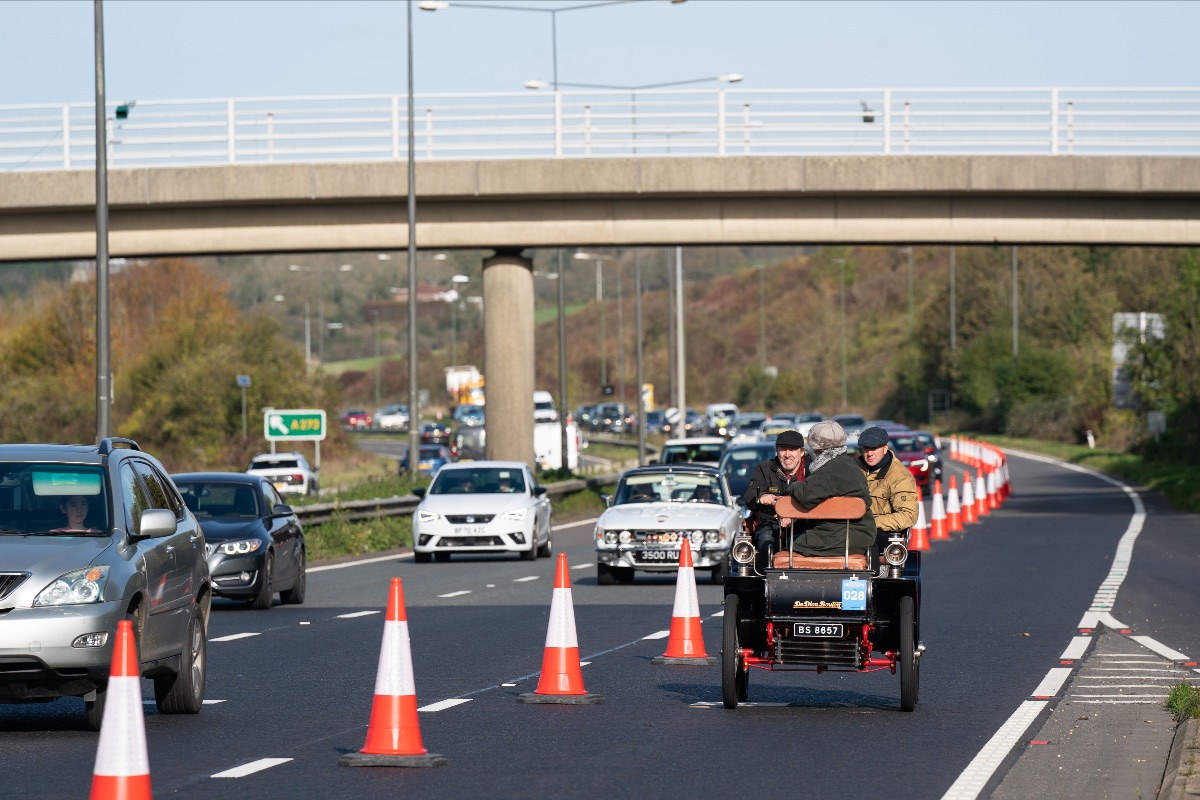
[841,579,867,611]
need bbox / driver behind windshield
[744,429,808,569]
[52,495,99,532]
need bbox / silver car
[594,464,740,585]
[0,439,211,730]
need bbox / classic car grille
[445,515,495,524]
[0,573,30,602]
[776,637,861,668]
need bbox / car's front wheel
[155,610,206,714]
[413,551,432,564]
[596,562,615,586]
[250,553,274,610]
[520,535,537,561]
[84,683,107,731]
[899,595,919,712]
[722,593,742,709]
[536,526,552,559]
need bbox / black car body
[171,473,306,610]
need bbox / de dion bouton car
[722,495,923,712]
[593,464,740,585]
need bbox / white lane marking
[939,701,1047,800]
[337,611,380,619]
[1074,699,1163,704]
[1092,667,1176,672]
[501,682,518,687]
[211,757,294,778]
[513,576,539,583]
[299,621,311,626]
[210,632,260,642]
[552,517,598,531]
[1079,676,1178,681]
[1130,635,1191,662]
[1076,684,1173,689]
[143,699,226,705]
[486,584,496,588]
[711,611,724,618]
[1032,668,1072,698]
[579,661,591,666]
[418,698,472,712]
[571,563,593,570]
[438,590,472,598]
[643,630,671,640]
[692,701,792,708]
[1072,693,1166,698]
[309,552,413,573]
[1077,611,1128,630]
[1059,637,1091,660]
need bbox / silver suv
[0,438,211,730]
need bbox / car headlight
[219,539,263,556]
[618,530,632,544]
[883,542,908,567]
[33,566,110,606]
[705,530,719,544]
[417,510,440,523]
[501,508,529,521]
[911,459,929,471]
[604,530,618,545]
[731,537,755,565]
[689,530,704,546]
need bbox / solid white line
[1079,676,1178,681]
[552,517,598,531]
[211,758,293,778]
[643,630,670,640]
[1130,635,1191,662]
[1072,694,1166,699]
[939,701,1047,800]
[1092,667,1175,672]
[691,701,791,708]
[337,611,380,619]
[210,632,260,643]
[1060,636,1091,660]
[513,576,539,582]
[418,698,472,712]
[1075,685,1170,690]
[144,699,226,705]
[1032,668,1072,698]
[438,590,472,598]
[308,552,413,573]
[1074,699,1163,704]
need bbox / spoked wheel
[722,594,744,709]
[899,595,919,712]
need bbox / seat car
[656,437,727,466]
[722,495,922,711]
[171,473,306,611]
[411,461,552,562]
[399,444,452,477]
[245,452,319,496]
[594,464,739,585]
[375,403,410,431]
[0,438,211,730]
[718,442,778,500]
[341,408,373,430]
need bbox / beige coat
[859,451,919,532]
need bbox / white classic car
[594,464,741,585]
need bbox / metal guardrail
[3,87,1200,172]
[293,472,620,526]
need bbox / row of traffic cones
[903,436,1011,553]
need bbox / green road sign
[263,409,326,442]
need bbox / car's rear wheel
[250,553,274,610]
[155,609,206,714]
[596,562,615,586]
[722,593,742,709]
[413,551,432,564]
[280,549,306,605]
[899,595,918,712]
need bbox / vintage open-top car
[721,495,922,711]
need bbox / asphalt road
[2,451,1196,799]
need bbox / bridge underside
[1,156,1198,260]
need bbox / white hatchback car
[245,452,319,496]
[411,461,552,562]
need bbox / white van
[533,390,558,422]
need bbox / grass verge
[1168,683,1200,721]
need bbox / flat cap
[858,426,890,449]
[807,420,847,451]
[774,430,805,449]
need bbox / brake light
[293,473,304,482]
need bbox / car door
[259,480,299,582]
[118,462,174,661]
[131,461,196,648]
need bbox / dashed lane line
[308,553,413,573]
[513,576,539,582]
[418,698,472,712]
[1059,636,1092,660]
[571,563,593,570]
[643,630,670,640]
[336,610,380,619]
[142,699,225,705]
[211,758,294,779]
[210,632,260,643]
[438,590,472,598]
[1031,669,1072,699]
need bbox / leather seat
[772,551,869,570]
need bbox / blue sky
[0,1,1195,105]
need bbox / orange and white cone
[986,468,1000,510]
[947,476,964,533]
[90,620,151,800]
[908,487,930,552]
[653,540,717,665]
[950,435,959,462]
[519,553,604,704]
[930,478,949,540]
[962,471,978,524]
[975,471,989,518]
[339,578,447,767]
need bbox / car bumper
[414,520,536,554]
[207,551,266,598]
[595,546,728,572]
[0,601,125,698]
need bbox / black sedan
[171,472,306,610]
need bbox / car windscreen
[174,482,260,517]
[661,443,725,463]
[251,459,299,470]
[0,463,110,535]
[615,472,725,505]
[428,468,526,495]
[889,436,923,453]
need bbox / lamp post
[289,263,353,370]
[93,0,112,442]
[758,262,766,370]
[833,257,847,409]
[406,0,420,477]
[898,246,914,334]
[949,247,957,354]
[1011,245,1019,358]
[450,274,469,366]
[573,251,615,389]
[675,245,686,434]
[634,249,645,466]
[373,309,381,408]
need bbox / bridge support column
[483,249,534,468]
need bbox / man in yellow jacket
[856,427,919,549]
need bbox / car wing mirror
[137,508,176,539]
[533,486,548,497]
[412,487,427,498]
[601,494,613,507]
[273,503,294,516]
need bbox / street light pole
[949,247,957,354]
[834,257,847,409]
[675,246,686,434]
[93,0,111,442]
[899,246,914,333]
[556,249,569,472]
[406,0,421,475]
[758,263,766,370]
[1011,245,1019,358]
[373,309,381,408]
[635,249,645,467]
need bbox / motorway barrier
[90,620,152,800]
[518,554,603,705]
[652,540,717,666]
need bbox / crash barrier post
[519,553,604,704]
[90,619,152,800]
[653,540,717,665]
[909,486,930,552]
[930,478,948,540]
[339,577,447,768]
[946,476,964,533]
[962,471,978,525]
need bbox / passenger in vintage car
[743,429,808,568]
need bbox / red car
[341,408,373,429]
[888,432,936,488]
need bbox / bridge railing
[2,87,1199,171]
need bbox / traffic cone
[90,620,151,800]
[950,435,958,462]
[1002,460,1012,499]
[962,471,978,524]
[930,478,949,540]
[975,471,989,518]
[908,487,930,552]
[653,540,717,665]
[987,468,1000,510]
[947,476,964,533]
[339,578,447,767]
[519,553,604,704]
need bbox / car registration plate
[273,482,287,490]
[419,461,433,470]
[794,623,844,637]
[634,550,680,563]
[454,525,485,535]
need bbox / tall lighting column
[834,257,847,409]
[675,246,686,435]
[405,0,420,475]
[94,0,111,441]
[635,250,645,466]
[556,249,569,472]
